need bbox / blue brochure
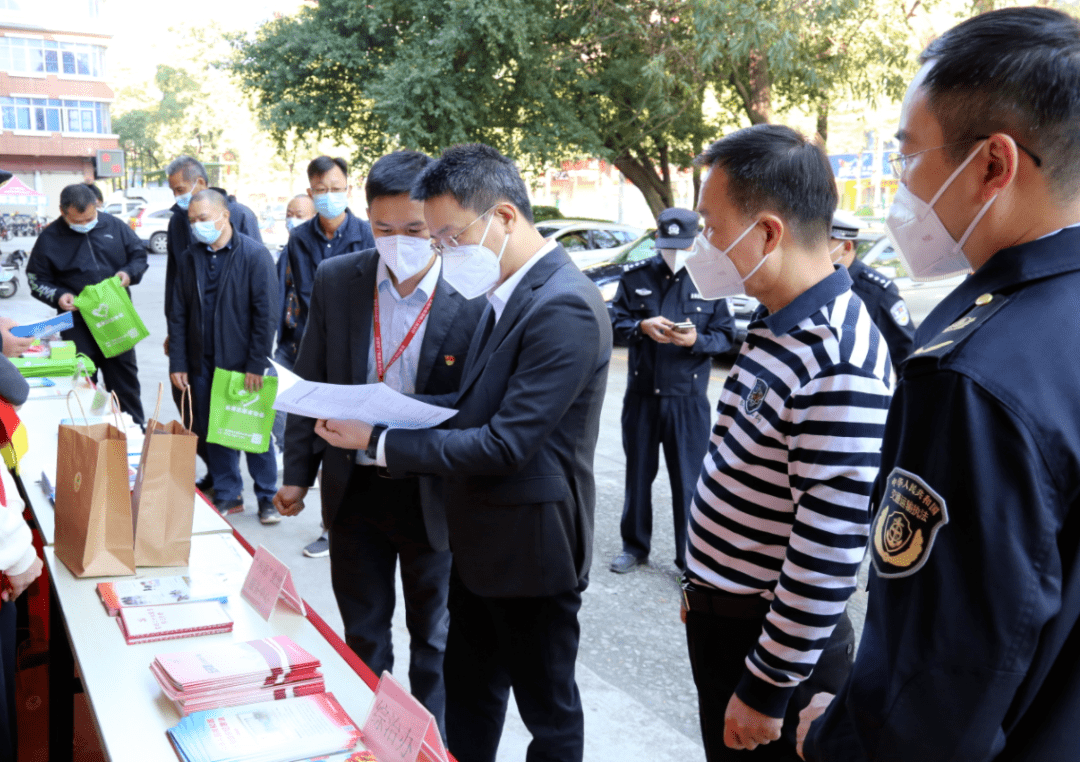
[10,313,74,338]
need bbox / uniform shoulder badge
[908,294,1009,362]
[889,300,911,327]
[872,467,948,578]
[622,258,651,272]
[860,268,894,292]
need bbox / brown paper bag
[54,392,136,578]
[132,383,198,567]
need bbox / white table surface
[19,385,231,545]
[44,534,376,762]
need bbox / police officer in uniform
[830,210,916,362]
[609,208,735,574]
[802,8,1080,760]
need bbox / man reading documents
[274,151,483,736]
[315,144,612,762]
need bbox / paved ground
[2,232,956,760]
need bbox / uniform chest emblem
[635,288,653,296]
[872,468,949,578]
[890,301,911,326]
[744,378,767,415]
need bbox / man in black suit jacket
[316,144,612,762]
[274,151,484,736]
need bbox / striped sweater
[685,267,893,717]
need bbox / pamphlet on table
[117,601,233,645]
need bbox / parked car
[103,199,145,218]
[536,219,645,269]
[581,229,758,351]
[128,204,174,255]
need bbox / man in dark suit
[315,143,613,762]
[273,151,484,735]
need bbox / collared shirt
[359,256,441,465]
[489,238,558,323]
[200,231,236,365]
[685,266,893,718]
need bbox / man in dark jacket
[167,190,277,519]
[164,155,263,495]
[277,156,375,367]
[27,183,148,424]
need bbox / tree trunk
[730,50,772,125]
[613,154,674,220]
[816,102,828,149]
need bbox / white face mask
[685,223,765,299]
[885,140,992,282]
[660,248,691,273]
[829,242,845,264]
[375,234,433,282]
[440,211,509,300]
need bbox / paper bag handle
[108,391,123,430]
[64,389,90,429]
[180,384,194,431]
[150,382,163,425]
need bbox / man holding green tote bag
[27,183,148,425]
[167,190,278,518]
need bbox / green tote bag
[73,277,149,358]
[206,368,277,454]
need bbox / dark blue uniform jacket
[611,255,735,396]
[807,225,1080,762]
[847,257,917,363]
[166,230,277,378]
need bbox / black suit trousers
[329,466,451,737]
[445,569,585,762]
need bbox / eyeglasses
[429,206,496,254]
[887,136,1042,177]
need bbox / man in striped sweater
[680,124,893,761]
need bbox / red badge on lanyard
[373,282,437,383]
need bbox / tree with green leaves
[228,0,917,218]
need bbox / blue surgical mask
[312,192,347,220]
[192,215,223,245]
[175,192,192,211]
[69,217,97,235]
[285,218,298,233]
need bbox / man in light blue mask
[163,155,264,497]
[277,156,375,371]
[26,183,148,425]
[166,190,278,522]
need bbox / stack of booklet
[98,575,230,617]
[166,693,360,762]
[152,635,325,716]
[117,601,234,645]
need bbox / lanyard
[373,281,437,383]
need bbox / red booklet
[117,602,233,645]
[153,635,321,693]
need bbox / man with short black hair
[275,150,484,733]
[167,189,277,520]
[278,156,376,368]
[680,124,892,760]
[828,210,916,362]
[27,183,148,424]
[610,207,735,575]
[84,182,104,210]
[313,143,611,762]
[164,155,263,494]
[802,8,1080,760]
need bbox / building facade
[0,0,115,216]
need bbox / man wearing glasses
[314,143,612,762]
[801,7,1080,760]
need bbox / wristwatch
[365,424,388,461]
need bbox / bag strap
[150,381,163,426]
[65,388,90,430]
[180,385,194,431]
[108,391,123,430]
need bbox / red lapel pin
[445,355,456,366]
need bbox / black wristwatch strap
[366,424,388,460]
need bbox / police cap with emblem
[655,207,700,250]
[831,209,863,241]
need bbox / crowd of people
[0,6,1077,761]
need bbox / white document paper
[269,359,457,429]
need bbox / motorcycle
[0,266,18,298]
[1,249,26,269]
